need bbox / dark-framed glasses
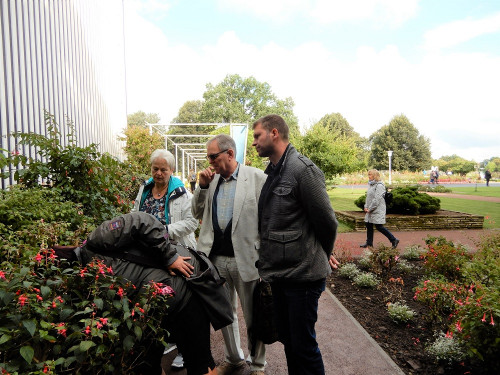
[206,149,228,161]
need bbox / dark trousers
[271,279,326,375]
[139,294,215,375]
[365,222,396,246]
[170,294,215,374]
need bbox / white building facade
[0,0,127,188]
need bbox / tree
[484,157,500,172]
[314,113,368,171]
[119,126,164,175]
[172,100,203,124]
[434,154,476,176]
[198,74,300,168]
[200,74,299,134]
[369,114,431,171]
[297,123,360,178]
[127,111,160,128]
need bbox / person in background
[192,134,267,375]
[360,169,399,249]
[189,169,198,193]
[485,170,492,186]
[132,149,198,368]
[252,114,339,375]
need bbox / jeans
[365,222,396,246]
[271,279,326,375]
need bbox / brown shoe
[217,361,246,375]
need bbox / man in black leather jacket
[252,114,339,375]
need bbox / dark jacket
[80,212,232,329]
[257,145,338,283]
[81,212,190,315]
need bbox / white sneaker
[163,343,177,355]
[171,353,184,368]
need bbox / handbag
[252,280,278,346]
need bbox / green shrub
[357,250,373,270]
[0,249,173,374]
[422,236,473,280]
[353,272,379,288]
[369,245,400,278]
[4,111,139,222]
[354,185,440,215]
[396,259,414,273]
[426,332,466,363]
[338,263,360,279]
[387,302,416,324]
[414,277,467,323]
[418,184,452,193]
[401,245,424,260]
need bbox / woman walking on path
[360,169,399,249]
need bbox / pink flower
[491,314,495,326]
[0,270,5,279]
[34,253,43,263]
[99,318,108,325]
[117,287,124,298]
[481,313,486,323]
[160,286,175,296]
[84,325,91,335]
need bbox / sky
[123,0,500,162]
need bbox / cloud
[423,11,500,51]
[216,0,419,26]
[124,6,500,162]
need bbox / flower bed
[330,235,500,374]
[336,210,484,231]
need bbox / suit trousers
[212,255,266,371]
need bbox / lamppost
[387,151,393,185]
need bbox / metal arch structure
[147,123,248,183]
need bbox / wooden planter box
[336,210,484,232]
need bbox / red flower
[34,253,43,263]
[18,294,28,307]
[0,270,5,279]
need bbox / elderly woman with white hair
[132,149,199,369]
[133,149,198,249]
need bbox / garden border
[336,210,484,232]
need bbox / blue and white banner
[230,124,248,165]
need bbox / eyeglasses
[206,149,228,161]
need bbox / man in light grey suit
[192,134,267,375]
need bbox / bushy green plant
[418,184,452,193]
[0,249,173,374]
[338,263,360,279]
[4,111,137,222]
[426,332,466,363]
[396,259,414,273]
[0,187,95,264]
[357,250,373,270]
[422,236,473,280]
[354,185,440,215]
[401,245,424,260]
[369,245,400,278]
[414,277,467,323]
[353,272,379,288]
[387,302,416,324]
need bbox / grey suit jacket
[192,164,266,282]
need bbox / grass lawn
[449,186,500,198]
[328,186,500,231]
[438,198,500,229]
